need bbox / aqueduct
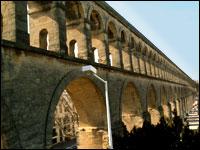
[1,1,197,149]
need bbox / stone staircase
[187,100,199,130]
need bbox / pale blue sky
[106,1,199,81]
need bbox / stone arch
[121,81,143,132]
[45,70,108,149]
[147,84,160,125]
[129,36,135,49]
[89,9,103,31]
[65,1,84,22]
[107,21,117,40]
[142,45,147,56]
[148,50,152,60]
[39,29,49,50]
[89,9,107,64]
[107,21,120,67]
[120,30,127,44]
[136,41,142,52]
[161,86,170,119]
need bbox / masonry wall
[1,43,195,148]
[1,1,197,149]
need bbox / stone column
[139,54,146,74]
[132,51,140,73]
[157,63,161,78]
[153,62,157,77]
[83,18,92,61]
[143,56,147,75]
[156,63,160,78]
[146,59,151,76]
[160,64,163,79]
[117,38,124,69]
[149,60,154,76]
[51,2,67,54]
[129,48,134,72]
[122,45,131,71]
[102,30,111,66]
[1,1,29,46]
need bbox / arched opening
[107,21,120,68]
[50,77,107,149]
[52,90,78,147]
[147,84,160,125]
[121,83,143,132]
[108,22,115,39]
[65,1,83,22]
[69,40,78,57]
[121,31,126,44]
[90,10,106,64]
[92,47,99,63]
[39,29,49,50]
[90,10,101,31]
[161,87,170,119]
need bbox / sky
[106,1,199,81]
